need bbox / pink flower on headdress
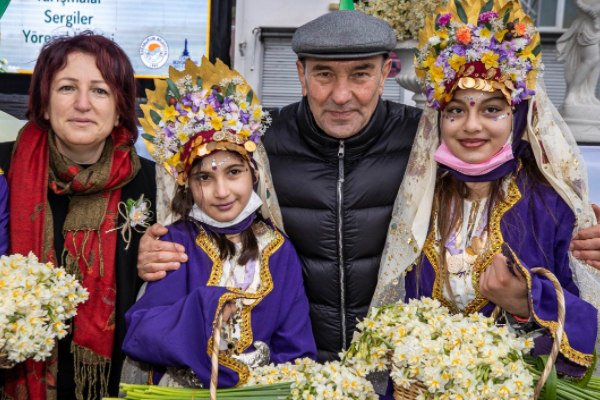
[478,11,499,24]
[438,13,452,27]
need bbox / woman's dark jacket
[0,140,156,399]
[263,98,422,361]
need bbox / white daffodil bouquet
[342,297,535,399]
[246,358,379,400]
[0,253,88,363]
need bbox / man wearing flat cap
[260,9,421,364]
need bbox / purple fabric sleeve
[0,174,9,255]
[122,221,316,388]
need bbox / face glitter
[202,156,234,171]
[443,114,455,122]
[464,92,485,107]
[493,111,510,121]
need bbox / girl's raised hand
[479,253,530,318]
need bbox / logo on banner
[140,36,169,69]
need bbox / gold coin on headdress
[461,77,476,89]
[474,79,486,90]
[236,136,245,145]
[464,65,475,77]
[207,141,217,151]
[500,72,510,82]
[226,143,238,151]
[504,80,515,90]
[483,80,494,92]
[213,131,225,141]
[244,141,257,152]
[486,68,497,80]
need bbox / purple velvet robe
[122,221,317,388]
[0,173,8,255]
[406,171,598,378]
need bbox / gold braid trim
[196,227,284,387]
[510,246,595,369]
[424,164,522,315]
[0,167,4,175]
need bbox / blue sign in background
[0,0,209,76]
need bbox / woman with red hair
[0,32,156,400]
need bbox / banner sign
[0,0,210,76]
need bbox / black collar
[296,96,387,162]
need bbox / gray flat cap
[292,10,396,59]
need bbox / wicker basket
[0,352,14,369]
[388,267,565,400]
[392,381,431,400]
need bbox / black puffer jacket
[263,98,422,361]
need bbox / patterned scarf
[4,122,140,400]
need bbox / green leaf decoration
[196,76,203,89]
[246,89,254,104]
[226,82,236,97]
[150,109,162,126]
[531,43,542,57]
[434,13,441,30]
[512,18,520,25]
[535,355,557,400]
[413,47,421,59]
[479,0,494,16]
[166,78,181,100]
[216,93,224,103]
[454,0,468,24]
[153,102,165,110]
[502,9,511,25]
[141,133,156,143]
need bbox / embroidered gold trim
[0,167,4,175]
[511,247,595,369]
[197,227,284,387]
[424,166,522,315]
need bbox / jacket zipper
[337,140,347,351]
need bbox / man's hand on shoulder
[138,223,188,281]
[570,204,600,269]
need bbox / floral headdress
[415,0,542,110]
[141,57,271,185]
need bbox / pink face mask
[433,141,514,176]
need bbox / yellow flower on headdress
[211,115,224,131]
[448,54,466,72]
[204,105,218,119]
[478,28,491,39]
[437,30,449,40]
[422,55,437,70]
[481,52,499,69]
[161,105,179,123]
[239,129,251,139]
[429,64,445,83]
[519,47,536,63]
[494,29,508,43]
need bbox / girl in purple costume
[371,1,600,385]
[121,58,316,389]
[122,148,317,388]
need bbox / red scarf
[4,122,140,400]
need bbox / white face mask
[189,191,263,228]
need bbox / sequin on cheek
[443,114,455,122]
